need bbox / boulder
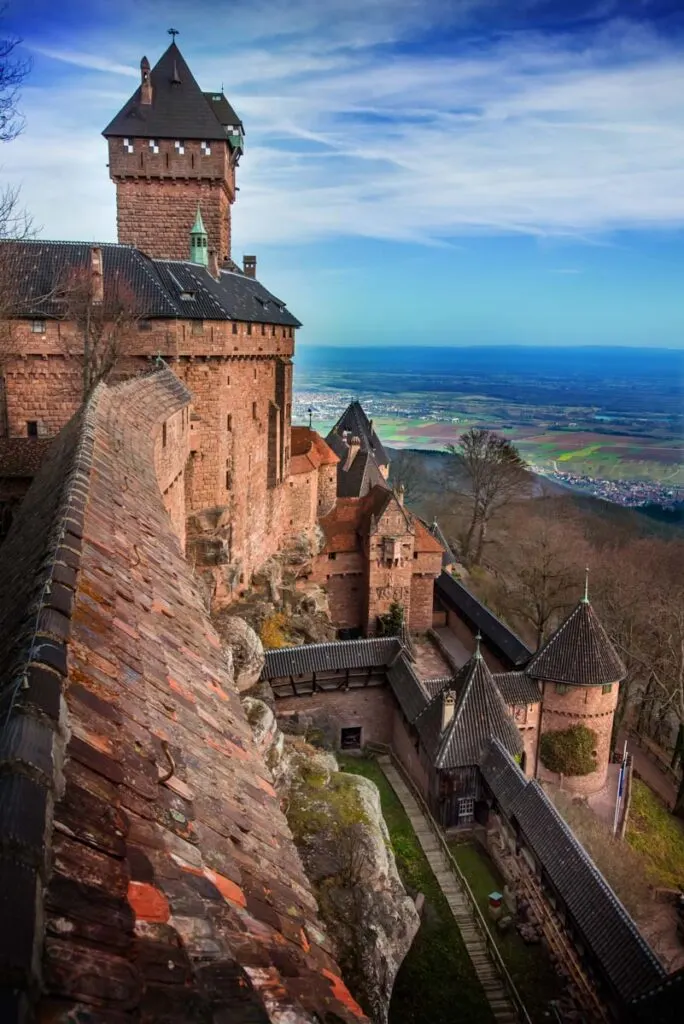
[213,615,265,692]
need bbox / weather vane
[168,28,179,40]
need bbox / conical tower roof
[526,599,626,686]
[103,42,233,141]
[415,645,522,769]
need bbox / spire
[474,631,482,660]
[582,566,590,604]
[190,206,208,266]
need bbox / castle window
[253,367,257,380]
[261,324,265,335]
[30,320,46,334]
[226,414,232,431]
[123,137,134,154]
[458,798,474,825]
[247,323,252,336]
[138,320,152,331]
[162,422,167,447]
[174,140,185,155]
[192,320,204,334]
[271,325,276,336]
[555,683,569,695]
[252,401,258,419]
[232,322,238,334]
[26,421,38,437]
[200,141,212,156]
[328,552,337,561]
[225,468,232,490]
[413,552,418,560]
[148,139,159,154]
[602,683,613,695]
[289,327,294,338]
[340,727,361,750]
[226,375,231,386]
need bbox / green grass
[338,755,494,1024]
[450,843,566,1023]
[626,779,684,889]
[557,444,602,461]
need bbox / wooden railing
[366,742,532,1024]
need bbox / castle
[1,37,676,1023]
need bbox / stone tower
[528,585,626,795]
[102,42,244,261]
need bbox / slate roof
[526,599,626,686]
[493,671,541,706]
[327,402,389,468]
[1,240,301,326]
[261,637,403,680]
[0,367,367,1022]
[0,438,54,477]
[507,775,665,1003]
[435,571,531,668]
[628,966,684,1023]
[386,656,430,724]
[422,676,454,698]
[479,738,528,814]
[429,519,457,567]
[103,42,238,142]
[203,91,243,131]
[415,653,522,769]
[335,447,387,498]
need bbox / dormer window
[123,137,134,154]
[148,139,159,154]
[30,320,46,334]
[174,140,185,155]
[200,141,211,156]
[180,290,195,301]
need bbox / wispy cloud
[5,0,684,247]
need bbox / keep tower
[102,41,244,261]
[528,581,627,795]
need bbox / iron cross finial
[168,28,179,41]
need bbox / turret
[189,206,209,266]
[530,573,626,794]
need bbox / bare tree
[445,429,530,565]
[387,449,428,506]
[0,8,30,144]
[499,509,590,648]
[56,262,145,400]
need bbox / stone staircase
[378,755,523,1024]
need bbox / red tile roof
[0,367,367,1023]
[289,426,339,475]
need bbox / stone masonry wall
[538,679,619,795]
[366,506,416,635]
[275,686,396,748]
[392,710,430,797]
[317,466,337,518]
[108,137,235,260]
[154,402,190,550]
[409,575,436,632]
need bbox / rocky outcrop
[242,697,420,1022]
[213,613,265,691]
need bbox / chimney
[343,435,361,472]
[208,249,220,280]
[442,690,456,732]
[90,246,104,304]
[396,483,405,506]
[243,255,257,279]
[140,56,152,105]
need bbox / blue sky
[3,0,684,348]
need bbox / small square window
[30,320,46,334]
[138,320,152,331]
[328,552,337,560]
[602,683,613,695]
[555,683,569,695]
[340,727,361,750]
[26,421,38,437]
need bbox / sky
[2,0,684,348]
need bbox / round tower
[530,578,626,795]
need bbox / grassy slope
[338,756,494,1024]
[450,843,565,1023]
[626,779,684,890]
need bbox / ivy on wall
[540,723,598,776]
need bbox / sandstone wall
[538,679,619,794]
[275,686,396,748]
